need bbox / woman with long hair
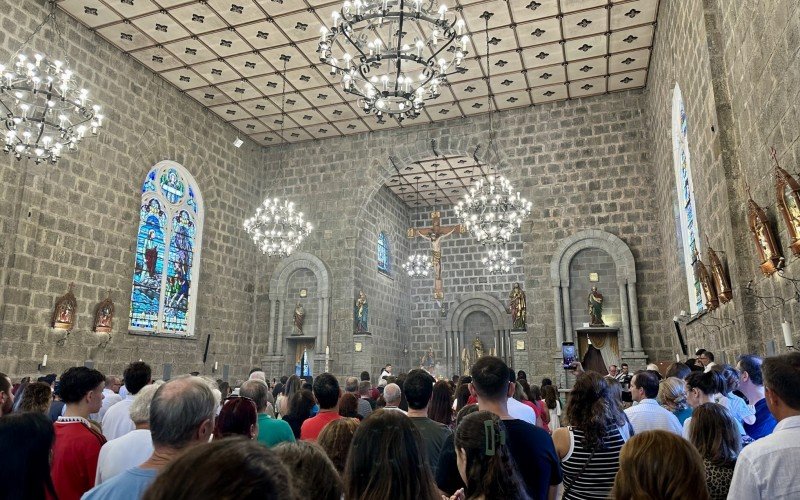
[278,375,302,417]
[453,410,530,500]
[0,412,57,500]
[428,379,454,427]
[343,409,439,500]
[274,441,343,500]
[513,381,547,431]
[283,389,316,439]
[604,377,632,441]
[612,430,709,500]
[683,371,746,439]
[214,396,258,439]
[454,382,472,413]
[552,372,625,499]
[542,385,562,430]
[687,403,740,500]
[658,377,692,425]
[525,382,550,430]
[318,417,359,475]
[338,393,362,420]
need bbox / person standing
[624,370,683,435]
[240,380,295,447]
[736,354,778,440]
[102,362,151,441]
[300,373,342,441]
[92,376,122,422]
[0,412,58,499]
[404,369,452,477]
[0,372,13,416]
[698,351,717,372]
[686,403,740,500]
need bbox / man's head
[469,356,512,402]
[620,363,629,374]
[313,373,341,410]
[345,377,359,394]
[630,370,659,402]
[358,381,371,397]
[239,380,270,414]
[698,351,714,367]
[403,369,435,411]
[105,376,122,394]
[383,383,402,406]
[608,365,619,377]
[248,371,266,384]
[59,367,106,415]
[149,376,216,450]
[762,352,800,420]
[0,373,12,416]
[249,367,262,376]
[737,354,764,388]
[123,361,152,395]
[129,382,163,427]
[360,371,370,381]
[385,364,392,374]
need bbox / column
[553,286,564,345]
[276,300,285,357]
[268,299,276,355]
[317,297,323,340]
[618,284,631,353]
[321,297,329,349]
[561,287,574,342]
[627,282,642,351]
[458,330,464,375]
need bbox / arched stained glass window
[377,231,391,275]
[672,85,703,314]
[130,161,203,336]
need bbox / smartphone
[562,342,577,369]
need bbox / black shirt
[503,419,563,500]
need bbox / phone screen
[562,342,577,369]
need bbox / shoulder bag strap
[562,433,597,500]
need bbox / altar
[575,327,620,376]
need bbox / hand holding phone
[562,342,577,370]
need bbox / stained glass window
[377,231,391,275]
[130,161,203,336]
[672,85,704,314]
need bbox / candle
[213,361,218,371]
[782,320,794,348]
[676,353,680,362]
[680,310,686,317]
[325,345,330,357]
[42,354,48,367]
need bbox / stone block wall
[568,248,619,330]
[282,268,318,338]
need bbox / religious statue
[588,286,605,327]
[408,211,464,300]
[461,336,485,375]
[508,282,527,330]
[472,336,485,359]
[293,302,305,335]
[420,347,435,374]
[693,251,719,311]
[747,186,784,275]
[52,283,77,331]
[773,146,800,255]
[93,291,114,334]
[707,243,732,304]
[354,290,369,334]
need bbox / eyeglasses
[223,395,256,407]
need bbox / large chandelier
[402,252,432,277]
[0,8,103,165]
[317,0,468,121]
[482,244,516,275]
[455,175,532,244]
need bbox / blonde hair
[657,377,688,412]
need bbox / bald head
[149,376,216,449]
[384,383,402,405]
[239,380,269,413]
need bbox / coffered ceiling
[388,154,489,208]
[57,0,661,147]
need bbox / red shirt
[51,418,106,500]
[300,411,342,441]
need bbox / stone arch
[442,293,512,375]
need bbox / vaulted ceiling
[58,0,661,147]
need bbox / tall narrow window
[672,85,703,314]
[130,161,204,336]
[377,231,391,275]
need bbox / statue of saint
[588,286,605,327]
[420,347,435,375]
[52,284,77,331]
[93,293,114,334]
[508,282,527,330]
[354,290,369,333]
[755,219,774,260]
[461,347,471,376]
[472,336,485,360]
[293,303,305,335]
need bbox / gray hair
[239,380,269,413]
[129,381,163,424]
[358,380,371,396]
[384,383,402,404]
[150,376,216,448]
[249,371,266,383]
[345,377,359,393]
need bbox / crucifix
[408,211,465,299]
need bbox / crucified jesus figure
[408,211,464,299]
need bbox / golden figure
[509,282,527,330]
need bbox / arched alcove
[444,293,512,375]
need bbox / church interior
[0,0,797,385]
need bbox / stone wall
[568,249,619,331]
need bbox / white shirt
[91,389,122,422]
[703,361,717,373]
[507,397,536,425]
[727,415,800,500]
[101,395,136,440]
[95,429,153,485]
[384,405,407,414]
[624,399,683,435]
[380,370,392,380]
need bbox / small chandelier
[402,252,432,277]
[0,7,103,165]
[455,175,532,244]
[482,244,516,275]
[317,0,468,121]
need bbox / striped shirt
[561,425,624,500]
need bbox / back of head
[716,364,740,394]
[358,380,371,396]
[360,371,370,381]
[455,410,526,499]
[313,373,341,410]
[123,361,152,395]
[129,382,163,425]
[318,417,359,474]
[657,377,688,412]
[470,356,510,401]
[684,370,724,396]
[143,438,296,500]
[285,375,302,399]
[688,403,740,466]
[19,382,53,414]
[512,381,528,402]
[0,412,56,499]
[737,354,764,386]
[338,393,359,417]
[664,362,691,380]
[383,383,402,405]
[565,372,613,449]
[274,441,343,500]
[150,376,216,448]
[345,377,359,393]
[612,430,709,500]
[249,371,266,383]
[343,409,438,500]
[428,380,454,426]
[403,369,435,410]
[517,370,527,381]
[762,352,800,411]
[542,385,559,410]
[288,389,316,418]
[541,378,552,387]
[632,370,660,399]
[214,397,257,439]
[240,380,269,412]
[59,366,105,404]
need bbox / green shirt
[256,413,295,447]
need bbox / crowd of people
[0,349,798,500]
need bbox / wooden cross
[408,211,465,299]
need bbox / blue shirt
[82,467,158,500]
[743,398,777,440]
[673,407,693,426]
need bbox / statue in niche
[461,336,485,375]
[706,242,732,304]
[420,346,435,375]
[354,290,369,334]
[93,291,114,333]
[773,146,800,255]
[747,186,784,275]
[694,251,719,311]
[293,302,305,336]
[472,335,485,359]
[588,286,605,327]
[508,282,527,331]
[52,283,77,331]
